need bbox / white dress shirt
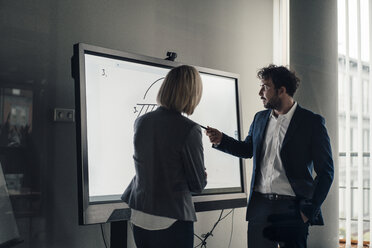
[131,209,177,230]
[254,102,298,196]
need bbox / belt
[255,192,296,201]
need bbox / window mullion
[369,0,372,245]
[356,0,364,245]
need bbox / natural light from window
[338,0,371,247]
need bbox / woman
[121,65,207,248]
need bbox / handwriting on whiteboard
[134,77,164,118]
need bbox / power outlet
[54,108,75,122]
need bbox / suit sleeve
[182,125,207,194]
[301,115,334,223]
[213,114,256,159]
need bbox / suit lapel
[282,105,303,148]
[255,110,271,160]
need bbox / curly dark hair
[257,64,300,97]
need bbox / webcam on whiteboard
[165,51,177,61]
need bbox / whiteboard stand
[110,220,127,248]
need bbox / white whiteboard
[84,54,242,202]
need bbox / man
[206,64,334,248]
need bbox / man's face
[259,78,281,110]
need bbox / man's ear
[278,86,287,96]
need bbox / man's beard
[264,94,281,110]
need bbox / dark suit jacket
[215,105,334,225]
[121,107,207,221]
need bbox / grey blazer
[121,106,207,221]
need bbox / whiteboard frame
[72,43,248,225]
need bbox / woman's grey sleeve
[181,125,207,194]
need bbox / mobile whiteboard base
[110,220,127,248]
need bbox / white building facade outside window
[276,0,372,246]
[338,0,371,247]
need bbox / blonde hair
[157,65,203,115]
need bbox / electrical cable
[194,233,204,248]
[227,209,234,248]
[220,209,234,221]
[193,209,235,248]
[100,224,108,248]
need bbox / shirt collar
[270,102,298,121]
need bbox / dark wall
[0,0,273,247]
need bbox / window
[338,0,371,246]
[273,0,290,66]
